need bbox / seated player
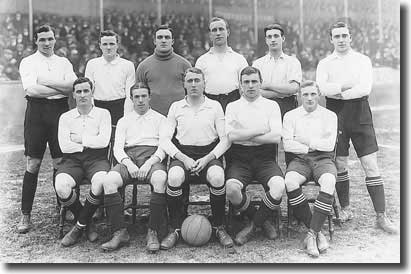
[160,67,233,250]
[55,77,112,247]
[225,66,285,246]
[283,80,338,257]
[101,83,168,253]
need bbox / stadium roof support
[28,0,33,42]
[99,0,104,32]
[299,0,304,44]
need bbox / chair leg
[132,183,137,224]
[59,206,66,239]
[287,203,292,238]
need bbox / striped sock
[336,171,350,208]
[366,176,385,213]
[166,185,184,229]
[59,189,83,220]
[209,185,226,226]
[77,190,102,226]
[253,191,281,227]
[287,188,312,228]
[310,191,334,232]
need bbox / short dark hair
[328,21,351,37]
[184,67,204,81]
[300,80,319,93]
[34,24,55,41]
[154,24,173,38]
[209,17,229,32]
[264,23,285,37]
[100,30,119,43]
[73,77,93,91]
[240,66,262,83]
[130,82,150,98]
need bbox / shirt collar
[240,95,263,104]
[131,108,153,120]
[268,51,285,60]
[330,48,354,60]
[35,50,56,60]
[102,54,120,65]
[209,46,234,54]
[182,96,212,109]
[74,106,97,118]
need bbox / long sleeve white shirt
[160,97,229,159]
[58,106,112,153]
[282,105,338,154]
[316,49,373,100]
[114,108,166,163]
[225,96,282,146]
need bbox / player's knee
[103,171,123,194]
[360,154,380,177]
[90,171,107,195]
[318,173,336,195]
[150,170,167,193]
[55,173,75,199]
[206,166,224,188]
[268,176,285,200]
[284,172,303,192]
[26,157,41,173]
[167,167,185,187]
[336,157,348,173]
[226,179,242,201]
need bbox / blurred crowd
[0,9,399,81]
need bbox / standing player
[195,17,248,111]
[85,30,135,125]
[55,77,112,247]
[101,83,168,253]
[316,21,397,233]
[225,66,285,246]
[160,67,233,250]
[18,24,77,233]
[252,23,302,118]
[136,25,191,116]
[283,81,337,257]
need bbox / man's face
[35,30,55,57]
[73,82,93,108]
[154,29,173,53]
[131,88,150,115]
[241,73,261,102]
[330,27,352,54]
[100,35,118,59]
[265,28,284,52]
[209,20,229,47]
[301,85,320,112]
[184,71,205,98]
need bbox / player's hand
[192,154,213,174]
[125,161,139,179]
[137,162,152,181]
[70,133,82,144]
[341,83,354,92]
[229,119,243,129]
[182,156,197,174]
[334,94,343,99]
[37,75,53,86]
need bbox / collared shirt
[114,108,166,163]
[85,55,135,112]
[195,47,248,95]
[225,96,282,146]
[252,52,302,97]
[282,105,337,154]
[316,49,373,100]
[58,106,112,154]
[19,51,77,99]
[161,96,227,158]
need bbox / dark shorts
[286,151,337,182]
[111,146,167,183]
[94,98,125,125]
[205,89,240,112]
[226,144,284,191]
[169,140,223,186]
[56,148,110,186]
[326,97,378,157]
[24,96,69,159]
[270,95,298,119]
